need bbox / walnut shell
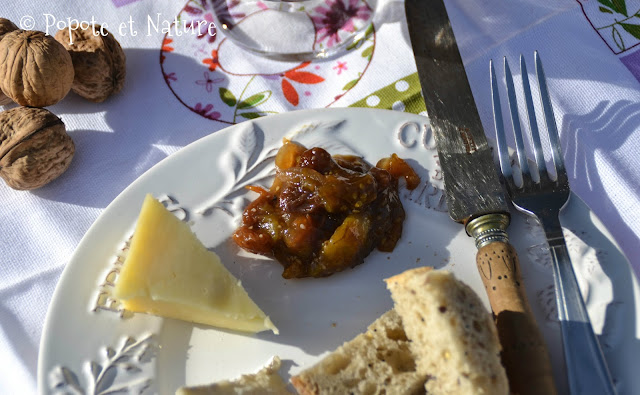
[0,106,74,190]
[0,91,11,105]
[0,30,74,107]
[0,18,18,40]
[0,19,17,106]
[55,24,126,102]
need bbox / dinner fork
[490,52,617,395]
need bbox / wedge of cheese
[114,194,278,334]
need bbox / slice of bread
[290,310,427,395]
[176,357,292,395]
[385,267,508,395]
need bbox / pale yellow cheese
[114,194,278,334]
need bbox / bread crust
[386,268,509,395]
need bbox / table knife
[405,1,557,393]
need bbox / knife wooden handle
[477,241,557,395]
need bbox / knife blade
[405,1,557,393]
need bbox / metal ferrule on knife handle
[466,213,510,248]
[404,0,557,392]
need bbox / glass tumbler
[210,0,376,60]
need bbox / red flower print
[202,49,220,71]
[280,62,325,106]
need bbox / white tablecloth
[1,0,639,393]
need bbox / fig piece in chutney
[232,141,420,278]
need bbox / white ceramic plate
[38,108,640,394]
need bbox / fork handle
[477,241,557,395]
[544,219,617,395]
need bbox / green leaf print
[362,46,373,61]
[239,112,264,120]
[599,6,614,13]
[219,87,237,107]
[612,25,625,50]
[343,79,359,91]
[237,91,272,109]
[620,22,640,39]
[346,23,375,51]
[598,0,628,16]
[613,0,628,16]
[364,24,374,39]
[346,37,362,51]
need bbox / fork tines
[491,52,567,189]
[492,53,618,395]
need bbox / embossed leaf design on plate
[198,123,277,217]
[48,335,155,395]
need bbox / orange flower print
[160,38,174,64]
[162,38,174,52]
[282,79,299,106]
[281,62,325,106]
[202,49,220,71]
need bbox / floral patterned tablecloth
[1,0,640,393]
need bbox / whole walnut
[55,24,126,102]
[0,18,18,106]
[0,106,75,190]
[0,18,17,39]
[0,30,74,107]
